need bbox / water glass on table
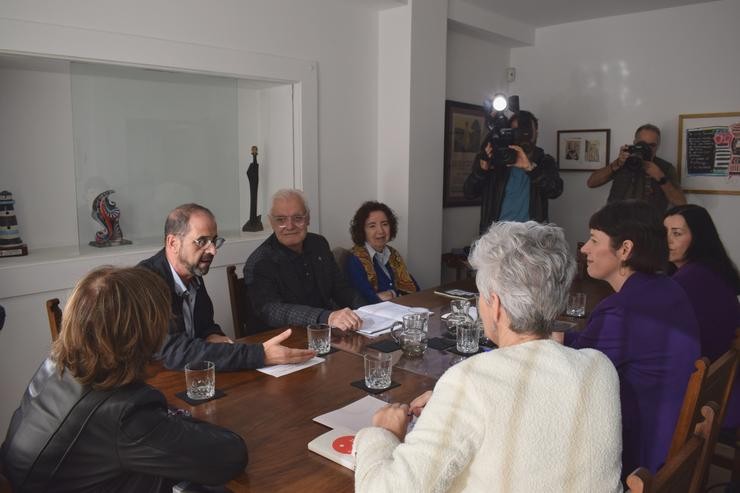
[307,323,332,355]
[364,352,393,390]
[456,323,480,354]
[184,360,215,400]
[566,292,587,318]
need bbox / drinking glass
[566,292,587,318]
[364,352,393,390]
[307,323,332,355]
[456,323,480,354]
[184,360,215,400]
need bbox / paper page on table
[356,301,430,320]
[313,395,388,432]
[356,312,396,337]
[257,356,324,377]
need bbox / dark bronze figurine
[243,145,264,232]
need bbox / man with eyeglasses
[587,123,686,210]
[139,203,316,370]
[244,189,366,332]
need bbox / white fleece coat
[353,339,623,493]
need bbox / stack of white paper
[257,356,324,377]
[354,302,431,337]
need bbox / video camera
[624,141,653,171]
[483,94,534,166]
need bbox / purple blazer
[672,262,740,427]
[568,272,700,476]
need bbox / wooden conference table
[147,277,612,492]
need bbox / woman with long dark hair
[664,204,740,427]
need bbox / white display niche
[0,17,318,296]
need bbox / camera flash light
[491,94,508,112]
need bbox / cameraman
[463,110,563,235]
[587,123,686,209]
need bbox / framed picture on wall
[677,112,740,195]
[443,100,485,207]
[557,129,610,171]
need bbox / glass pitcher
[446,299,474,336]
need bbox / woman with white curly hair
[353,221,623,493]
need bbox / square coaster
[175,388,226,406]
[427,337,455,350]
[446,346,485,357]
[366,339,401,353]
[350,379,401,394]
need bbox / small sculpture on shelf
[242,145,264,232]
[89,189,132,248]
[0,190,29,257]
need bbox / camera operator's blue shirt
[499,167,530,221]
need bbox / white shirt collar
[168,262,200,296]
[365,242,391,266]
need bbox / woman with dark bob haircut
[565,200,700,479]
[664,204,740,428]
[347,201,419,303]
[1,266,247,492]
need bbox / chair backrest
[668,339,739,460]
[226,265,250,339]
[332,246,351,280]
[626,402,720,493]
[45,298,62,343]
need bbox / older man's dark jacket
[463,145,563,234]
[243,233,366,332]
[1,358,247,492]
[138,248,265,370]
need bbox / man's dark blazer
[138,249,265,370]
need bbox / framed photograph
[557,129,610,171]
[677,112,740,195]
[443,100,485,207]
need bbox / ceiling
[465,0,721,27]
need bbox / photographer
[463,110,563,235]
[587,123,686,209]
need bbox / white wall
[442,29,510,261]
[510,0,740,263]
[0,0,379,250]
[0,57,77,249]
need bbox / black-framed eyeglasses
[189,236,225,250]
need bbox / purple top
[568,272,700,476]
[672,262,740,427]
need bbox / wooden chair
[226,265,250,339]
[45,298,62,342]
[668,342,739,460]
[332,246,351,280]
[627,402,721,493]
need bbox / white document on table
[313,395,388,432]
[355,302,431,338]
[257,356,324,378]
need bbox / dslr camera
[483,94,533,167]
[624,141,653,171]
